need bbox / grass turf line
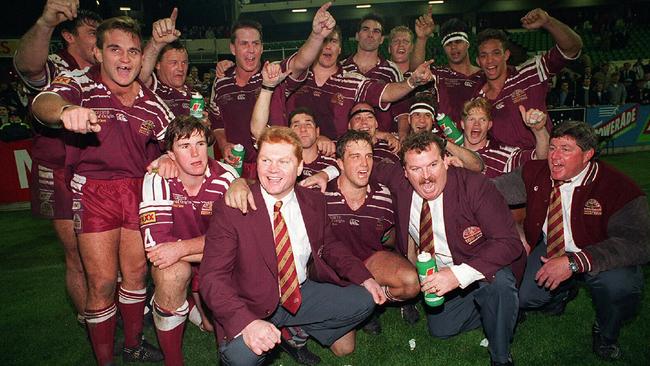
[1,152,649,365]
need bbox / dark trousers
[219,280,375,366]
[424,267,518,363]
[519,241,644,341]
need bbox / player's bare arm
[410,5,434,71]
[521,8,582,58]
[288,2,336,77]
[32,92,100,134]
[140,8,181,88]
[14,0,79,80]
[382,60,434,102]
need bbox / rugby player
[31,16,173,365]
[475,8,582,149]
[140,8,192,117]
[140,115,237,365]
[14,0,101,323]
[460,98,549,178]
[207,2,336,179]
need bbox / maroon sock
[118,286,147,348]
[153,300,188,366]
[85,303,117,365]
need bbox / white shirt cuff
[323,165,339,181]
[450,263,485,289]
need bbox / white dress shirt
[543,162,592,253]
[408,191,485,289]
[261,187,312,284]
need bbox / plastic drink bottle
[416,252,445,307]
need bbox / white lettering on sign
[13,149,32,189]
[595,106,637,138]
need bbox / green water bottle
[416,252,445,307]
[231,144,245,177]
[437,113,464,145]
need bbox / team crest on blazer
[583,198,603,216]
[139,120,155,135]
[462,226,483,245]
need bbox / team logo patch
[464,80,473,87]
[312,89,322,98]
[72,199,82,210]
[495,102,505,110]
[53,75,73,85]
[172,193,188,207]
[331,92,344,106]
[200,202,213,216]
[583,199,603,216]
[139,120,155,135]
[511,89,528,104]
[462,226,483,245]
[237,93,246,101]
[115,113,127,122]
[349,218,360,226]
[140,212,156,225]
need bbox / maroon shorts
[191,264,200,293]
[30,160,73,220]
[71,176,142,234]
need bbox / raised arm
[382,60,434,102]
[521,8,582,58]
[410,6,434,71]
[250,61,290,140]
[286,2,336,76]
[519,106,550,159]
[140,8,181,88]
[14,0,78,82]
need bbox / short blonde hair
[257,126,303,162]
[461,97,492,121]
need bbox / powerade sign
[582,104,650,148]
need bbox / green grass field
[1,152,649,366]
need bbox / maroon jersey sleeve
[357,78,389,111]
[38,71,84,106]
[139,172,179,247]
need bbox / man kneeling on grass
[139,115,237,366]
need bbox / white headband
[441,31,469,46]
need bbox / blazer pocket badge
[583,198,603,216]
[462,226,483,245]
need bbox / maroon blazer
[373,162,525,284]
[199,183,373,343]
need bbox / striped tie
[273,201,302,314]
[420,198,435,255]
[546,181,566,258]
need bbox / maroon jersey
[430,66,485,126]
[139,159,237,247]
[15,49,82,167]
[301,153,337,179]
[151,72,191,117]
[476,139,535,179]
[207,57,291,163]
[324,181,395,262]
[341,55,403,132]
[280,66,388,139]
[39,65,174,179]
[373,140,399,165]
[476,45,575,148]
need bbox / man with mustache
[372,132,525,366]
